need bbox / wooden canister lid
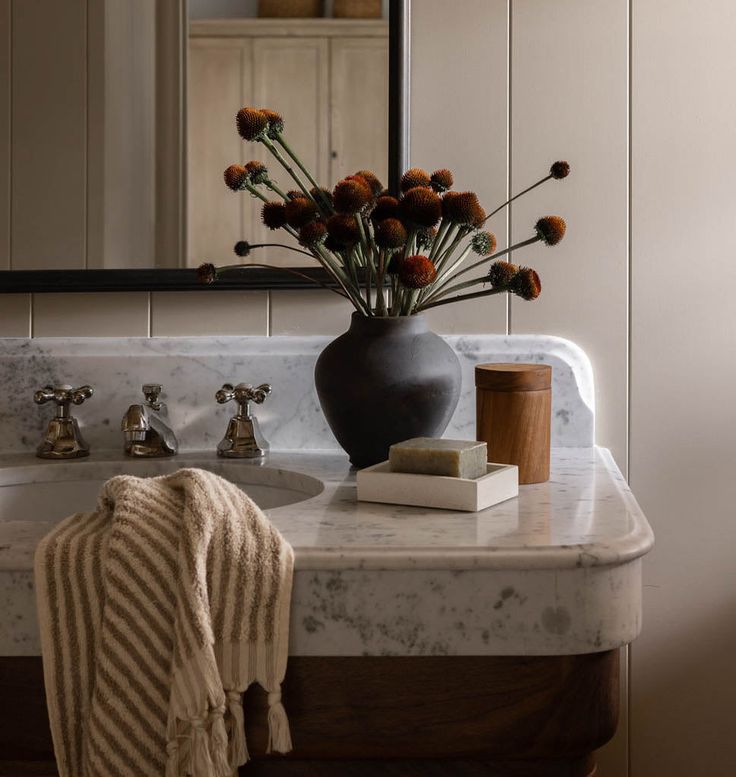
[475,363,552,392]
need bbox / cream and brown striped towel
[34,467,294,777]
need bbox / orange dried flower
[244,160,268,184]
[261,201,288,230]
[223,164,248,191]
[430,169,454,192]
[236,107,268,141]
[488,260,519,289]
[299,220,327,246]
[399,255,437,289]
[371,195,400,223]
[259,108,284,136]
[333,177,373,213]
[354,170,384,197]
[442,191,486,227]
[550,161,570,179]
[374,218,408,249]
[535,215,566,245]
[511,267,542,300]
[285,197,318,227]
[310,186,333,207]
[400,187,442,228]
[401,168,431,193]
[327,214,361,246]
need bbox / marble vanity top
[0,446,653,658]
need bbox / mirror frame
[0,0,410,294]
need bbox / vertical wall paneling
[11,0,87,269]
[188,39,250,267]
[409,0,508,335]
[156,0,187,268]
[510,0,629,471]
[630,1,736,774]
[0,1,9,269]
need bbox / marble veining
[0,447,653,657]
[0,334,594,455]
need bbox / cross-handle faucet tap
[121,384,178,457]
[215,382,272,459]
[34,384,94,459]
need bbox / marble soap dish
[356,461,519,512]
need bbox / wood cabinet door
[329,36,389,187]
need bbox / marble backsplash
[0,334,594,454]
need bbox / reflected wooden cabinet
[188,19,388,269]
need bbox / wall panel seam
[506,0,512,336]
[626,0,633,773]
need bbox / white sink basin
[0,456,324,524]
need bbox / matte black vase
[314,312,462,468]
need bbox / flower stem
[416,287,505,312]
[482,175,553,224]
[260,136,317,205]
[275,134,334,214]
[446,234,540,283]
[215,262,349,298]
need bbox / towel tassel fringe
[267,689,293,754]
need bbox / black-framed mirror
[0,0,409,294]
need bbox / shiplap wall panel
[252,37,329,267]
[11,0,87,269]
[630,1,736,774]
[509,0,629,472]
[329,37,388,185]
[0,1,9,270]
[188,40,250,267]
[409,0,508,335]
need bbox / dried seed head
[442,191,486,227]
[223,164,248,191]
[333,177,373,213]
[386,254,403,275]
[233,241,251,258]
[285,197,318,228]
[430,168,454,193]
[399,255,438,289]
[511,267,542,300]
[535,215,566,245]
[415,226,437,251]
[488,260,519,289]
[236,107,268,141]
[471,230,497,256]
[371,195,400,223]
[245,160,269,185]
[259,108,284,137]
[261,201,288,230]
[374,218,408,250]
[354,170,384,197]
[401,168,431,193]
[299,220,327,247]
[400,187,442,228]
[287,190,306,200]
[550,160,571,179]
[310,187,333,207]
[197,262,217,284]
[326,213,361,246]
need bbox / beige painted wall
[1,3,734,775]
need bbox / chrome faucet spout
[121,385,178,457]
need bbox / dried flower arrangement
[199,107,570,316]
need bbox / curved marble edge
[0,447,654,573]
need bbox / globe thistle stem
[445,234,540,284]
[274,133,334,213]
[210,262,349,299]
[482,175,553,224]
[416,286,505,312]
[260,135,319,208]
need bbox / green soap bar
[389,437,488,479]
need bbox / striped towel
[34,467,294,777]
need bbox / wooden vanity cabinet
[0,651,618,777]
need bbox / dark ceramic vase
[314,312,462,468]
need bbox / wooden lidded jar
[475,363,552,484]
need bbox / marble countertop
[0,446,652,573]
[0,447,654,657]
